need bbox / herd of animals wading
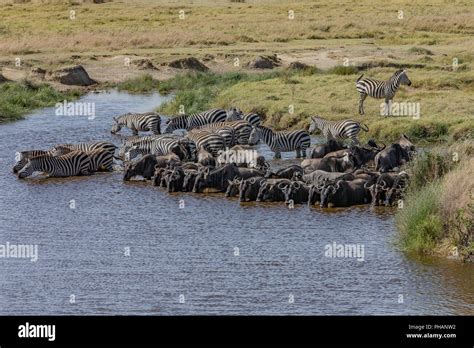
[13,69,416,208]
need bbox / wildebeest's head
[225,177,242,197]
[320,180,344,208]
[192,167,211,193]
[308,182,325,206]
[182,169,197,192]
[280,181,301,205]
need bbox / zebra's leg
[296,148,301,158]
[359,93,367,115]
[274,149,282,159]
[385,98,391,117]
[132,128,138,136]
[302,147,307,158]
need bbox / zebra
[248,125,311,159]
[164,108,227,133]
[13,149,53,173]
[199,120,253,145]
[226,107,243,121]
[186,129,226,157]
[51,141,117,157]
[243,113,261,126]
[123,136,194,161]
[53,146,114,172]
[111,112,161,135]
[308,115,369,145]
[17,151,91,178]
[356,69,412,115]
[197,125,236,147]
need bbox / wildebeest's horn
[277,182,289,189]
[293,181,301,189]
[249,177,256,184]
[364,182,373,190]
[380,180,387,189]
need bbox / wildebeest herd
[13,70,416,208]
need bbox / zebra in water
[198,125,236,147]
[356,69,412,115]
[17,151,91,178]
[308,115,369,145]
[243,113,261,126]
[186,129,226,157]
[51,141,117,157]
[13,149,53,173]
[164,108,227,133]
[111,112,161,135]
[123,136,193,161]
[198,120,253,145]
[53,146,114,172]
[248,125,311,159]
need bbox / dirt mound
[134,58,159,70]
[168,57,209,71]
[288,61,311,70]
[47,65,97,86]
[248,54,281,69]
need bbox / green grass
[0,80,82,123]
[116,74,160,93]
[396,182,444,253]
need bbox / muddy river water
[0,91,472,315]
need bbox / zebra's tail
[356,74,364,83]
[360,123,369,132]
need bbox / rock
[288,61,311,70]
[168,57,209,71]
[248,54,281,69]
[47,65,97,86]
[134,58,159,70]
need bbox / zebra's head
[397,70,411,86]
[111,117,122,134]
[248,127,260,145]
[308,116,320,134]
[226,107,243,121]
[13,152,29,173]
[17,158,37,179]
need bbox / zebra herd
[13,69,415,208]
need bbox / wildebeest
[279,181,309,204]
[293,169,348,186]
[192,163,263,193]
[238,176,266,202]
[367,171,407,206]
[320,179,371,208]
[310,139,346,158]
[225,177,242,197]
[264,164,303,179]
[301,154,354,173]
[256,178,292,202]
[374,134,415,172]
[123,154,180,181]
[164,166,185,193]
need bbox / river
[0,90,472,315]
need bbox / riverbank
[396,142,474,262]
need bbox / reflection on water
[0,91,472,315]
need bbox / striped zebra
[13,149,53,173]
[123,136,194,161]
[199,120,253,145]
[111,112,161,135]
[226,107,243,121]
[309,115,368,145]
[186,129,226,157]
[164,108,227,133]
[53,146,114,172]
[248,125,311,159]
[17,151,91,178]
[243,113,261,126]
[51,141,117,157]
[198,125,236,147]
[356,69,412,115]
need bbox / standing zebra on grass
[111,112,161,135]
[164,108,227,133]
[186,129,226,157]
[248,125,311,159]
[17,151,91,178]
[51,141,117,157]
[13,150,53,173]
[243,113,261,126]
[356,69,412,115]
[309,115,368,145]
